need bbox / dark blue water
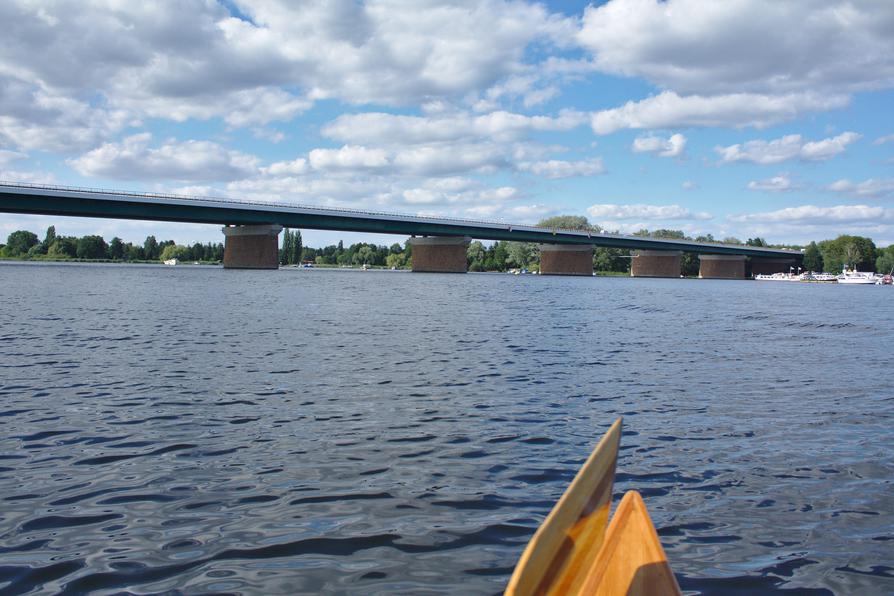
[1,262,892,594]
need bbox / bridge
[0,181,801,277]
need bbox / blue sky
[1,0,892,248]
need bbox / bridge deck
[0,182,801,259]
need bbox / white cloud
[225,169,529,221]
[0,168,56,185]
[252,128,286,143]
[465,203,554,220]
[874,134,894,146]
[322,109,587,146]
[69,133,260,182]
[586,203,713,220]
[716,132,860,164]
[590,91,847,135]
[729,204,889,224]
[578,0,892,133]
[0,75,133,152]
[747,173,798,192]
[263,158,308,176]
[517,158,604,179]
[0,149,27,167]
[0,0,574,143]
[577,0,894,97]
[394,143,507,176]
[723,197,894,243]
[681,180,697,190]
[632,133,686,157]
[308,145,390,171]
[826,178,894,199]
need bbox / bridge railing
[0,180,532,231]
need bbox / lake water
[1,262,892,595]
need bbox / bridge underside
[751,257,799,275]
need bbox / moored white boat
[754,272,800,281]
[837,268,878,285]
[802,273,838,282]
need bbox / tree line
[0,226,224,262]
[4,222,894,274]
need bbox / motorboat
[163,258,178,266]
[837,268,878,285]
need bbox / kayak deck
[505,418,680,596]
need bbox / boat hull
[505,420,680,596]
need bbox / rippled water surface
[1,262,892,595]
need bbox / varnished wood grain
[505,419,622,596]
[581,490,681,596]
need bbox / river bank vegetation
[3,222,893,274]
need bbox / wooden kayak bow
[505,419,681,596]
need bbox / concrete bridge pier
[222,224,283,269]
[539,244,593,276]
[751,257,799,276]
[409,236,470,272]
[699,254,746,279]
[630,250,682,278]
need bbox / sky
[1,0,893,248]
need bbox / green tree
[109,237,125,260]
[650,229,686,240]
[467,240,487,271]
[802,241,823,272]
[144,235,159,260]
[190,242,205,261]
[506,242,536,269]
[77,235,109,259]
[593,247,628,272]
[159,244,189,261]
[876,245,894,274]
[491,242,509,271]
[38,226,56,254]
[386,252,407,269]
[126,243,145,261]
[818,235,876,272]
[291,229,302,264]
[681,253,699,276]
[5,230,39,256]
[536,215,598,232]
[48,236,78,258]
[280,229,292,265]
[746,237,768,247]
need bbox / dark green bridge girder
[0,183,802,260]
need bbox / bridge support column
[699,254,746,279]
[409,236,470,273]
[630,250,682,278]
[539,244,593,276]
[222,224,283,269]
[750,258,798,276]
